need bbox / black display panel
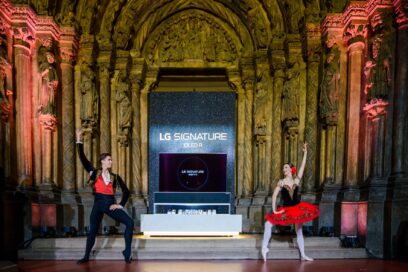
[159,153,227,192]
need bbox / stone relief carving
[366,11,394,102]
[248,8,269,48]
[38,47,59,116]
[254,70,271,135]
[283,0,305,34]
[80,65,99,128]
[319,42,340,123]
[56,0,76,27]
[0,68,11,122]
[145,13,237,64]
[282,60,304,123]
[114,71,132,144]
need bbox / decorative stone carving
[80,65,98,128]
[56,0,76,27]
[282,60,304,123]
[248,8,268,48]
[365,11,394,102]
[12,26,34,45]
[39,113,57,131]
[254,70,271,135]
[144,12,237,64]
[0,68,11,122]
[38,46,59,116]
[320,42,340,124]
[284,0,305,34]
[114,71,132,145]
[343,24,368,46]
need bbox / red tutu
[265,202,320,226]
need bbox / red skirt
[265,202,320,226]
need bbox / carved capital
[344,23,368,46]
[0,17,10,35]
[12,26,34,46]
[60,47,76,64]
[284,125,299,139]
[363,98,389,117]
[39,113,57,131]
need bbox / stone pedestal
[318,183,341,235]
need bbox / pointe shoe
[76,257,89,264]
[261,247,269,262]
[301,255,314,261]
[122,250,132,263]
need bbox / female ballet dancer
[262,143,320,261]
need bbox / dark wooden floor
[16,259,408,272]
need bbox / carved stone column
[60,27,78,193]
[343,20,367,201]
[13,26,34,187]
[141,69,158,200]
[303,23,321,195]
[241,59,254,198]
[253,50,272,198]
[227,70,245,197]
[97,47,112,154]
[319,14,344,235]
[341,3,368,238]
[38,114,57,197]
[129,51,146,224]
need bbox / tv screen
[159,153,227,192]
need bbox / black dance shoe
[122,250,132,263]
[76,257,89,264]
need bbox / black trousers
[83,194,134,259]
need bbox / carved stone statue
[368,34,392,101]
[38,50,59,116]
[319,45,340,122]
[115,72,132,138]
[0,69,11,121]
[80,66,98,127]
[248,9,268,48]
[282,62,302,122]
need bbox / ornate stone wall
[0,0,408,260]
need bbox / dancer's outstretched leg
[261,221,273,261]
[295,223,313,261]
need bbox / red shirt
[94,175,114,195]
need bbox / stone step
[19,235,368,260]
[29,235,342,249]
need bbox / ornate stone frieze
[143,12,238,65]
[343,1,368,26]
